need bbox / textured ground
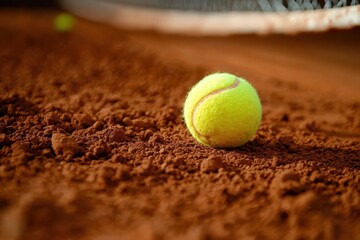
[0,10,360,240]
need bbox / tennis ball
[183,73,262,148]
[54,13,74,32]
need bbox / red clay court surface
[0,10,359,240]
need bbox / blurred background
[1,0,58,8]
[1,0,359,98]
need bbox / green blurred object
[54,13,74,32]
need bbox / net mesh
[113,0,359,12]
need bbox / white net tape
[61,0,360,35]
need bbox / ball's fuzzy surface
[183,73,262,148]
[54,13,75,32]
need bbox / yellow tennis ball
[54,13,75,32]
[183,73,262,148]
